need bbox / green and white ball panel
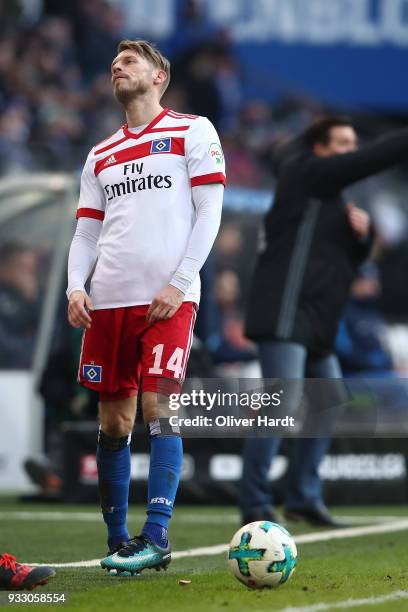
[228,521,298,589]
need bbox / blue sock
[142,431,182,548]
[142,522,169,548]
[97,429,131,550]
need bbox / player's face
[111,51,156,104]
[314,126,358,156]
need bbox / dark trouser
[239,340,342,516]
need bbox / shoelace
[120,535,149,556]
[108,540,129,555]
[0,554,17,573]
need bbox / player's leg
[77,308,140,553]
[100,303,195,573]
[239,341,306,524]
[0,553,55,590]
[137,303,196,553]
[140,390,182,549]
[99,392,180,574]
[98,396,137,552]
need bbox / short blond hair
[117,39,171,96]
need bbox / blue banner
[204,0,408,110]
[124,0,408,110]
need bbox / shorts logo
[83,364,102,383]
[151,138,171,154]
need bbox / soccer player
[0,553,55,590]
[67,40,225,574]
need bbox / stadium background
[1,0,408,507]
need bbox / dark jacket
[245,130,408,356]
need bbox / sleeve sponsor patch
[208,142,224,165]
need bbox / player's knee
[103,415,134,437]
[101,416,133,438]
[99,405,135,438]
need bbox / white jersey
[77,108,226,309]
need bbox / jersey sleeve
[76,149,106,221]
[185,117,226,187]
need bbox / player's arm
[67,218,102,328]
[147,117,226,323]
[304,128,408,192]
[146,183,224,322]
[67,149,105,329]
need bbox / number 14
[148,344,184,379]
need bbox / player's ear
[153,69,167,87]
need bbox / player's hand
[346,203,370,239]
[147,284,184,323]
[68,290,94,329]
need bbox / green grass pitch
[1,500,408,611]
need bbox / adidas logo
[104,154,117,166]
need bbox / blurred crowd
[0,0,324,184]
[1,0,408,192]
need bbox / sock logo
[149,497,173,506]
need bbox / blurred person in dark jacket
[241,116,408,527]
[0,243,40,369]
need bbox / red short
[78,302,197,401]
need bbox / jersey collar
[122,108,169,140]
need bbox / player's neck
[124,96,164,129]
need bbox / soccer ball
[228,521,297,589]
